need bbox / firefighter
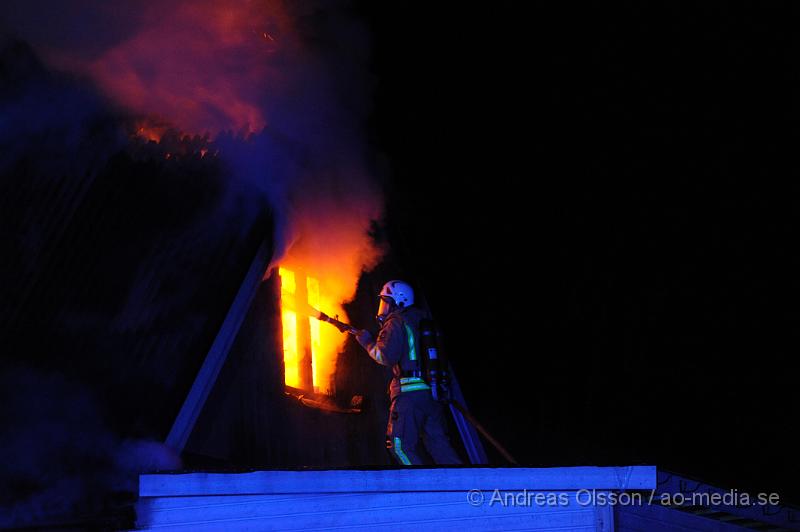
[354,280,462,465]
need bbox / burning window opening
[278,267,322,394]
[276,265,366,415]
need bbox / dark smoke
[1,1,382,527]
[0,40,188,527]
[0,368,181,528]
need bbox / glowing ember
[135,120,169,143]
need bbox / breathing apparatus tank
[418,319,450,402]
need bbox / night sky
[360,2,798,503]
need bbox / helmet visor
[377,296,393,321]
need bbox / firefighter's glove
[354,329,373,349]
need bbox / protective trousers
[386,390,462,465]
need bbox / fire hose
[447,398,518,465]
[316,310,518,465]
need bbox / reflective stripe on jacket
[365,306,430,399]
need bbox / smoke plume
[1,0,383,525]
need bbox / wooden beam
[294,270,314,392]
[166,238,272,452]
[448,364,489,464]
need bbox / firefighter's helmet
[379,280,414,308]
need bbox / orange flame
[134,120,168,143]
[278,267,330,392]
[277,257,374,396]
[275,186,384,395]
[278,268,301,388]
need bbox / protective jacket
[359,306,430,400]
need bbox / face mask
[376,297,393,324]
